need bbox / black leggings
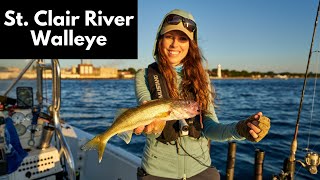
[137,167,220,180]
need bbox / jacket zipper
[183,174,187,180]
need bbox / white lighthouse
[217,64,222,78]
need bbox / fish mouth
[190,101,200,112]
[183,101,200,116]
[186,108,200,116]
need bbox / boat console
[0,59,75,180]
[0,88,63,179]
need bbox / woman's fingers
[254,112,263,119]
[247,121,261,134]
[250,112,263,138]
[134,125,145,135]
[144,123,154,134]
[249,129,259,139]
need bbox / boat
[0,59,140,180]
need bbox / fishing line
[296,51,320,175]
[176,137,213,168]
[296,32,320,180]
[43,60,49,105]
[250,142,258,151]
[306,50,319,152]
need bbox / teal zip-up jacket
[135,68,244,179]
[135,9,244,179]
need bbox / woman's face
[161,30,190,66]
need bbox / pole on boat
[281,1,320,179]
[254,149,265,180]
[4,59,36,96]
[51,59,76,180]
[36,59,44,106]
[226,141,237,180]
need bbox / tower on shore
[217,64,222,78]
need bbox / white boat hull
[62,124,141,180]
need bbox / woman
[134,9,270,180]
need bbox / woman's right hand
[134,123,154,135]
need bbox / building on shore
[76,60,118,79]
[0,60,121,79]
[119,71,135,79]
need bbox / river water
[1,78,320,179]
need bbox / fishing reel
[297,151,320,174]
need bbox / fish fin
[152,120,166,134]
[114,108,129,121]
[81,134,108,163]
[117,130,133,144]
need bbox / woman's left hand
[246,112,263,139]
[236,112,271,142]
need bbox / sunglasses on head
[164,14,197,32]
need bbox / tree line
[1,66,316,78]
[208,68,312,78]
[119,67,317,78]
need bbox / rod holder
[226,142,237,180]
[254,149,265,180]
[38,126,55,149]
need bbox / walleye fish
[81,98,200,163]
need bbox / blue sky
[1,0,319,73]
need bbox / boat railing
[50,59,76,180]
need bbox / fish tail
[81,134,109,163]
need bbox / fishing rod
[274,1,320,179]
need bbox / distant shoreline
[0,77,306,81]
